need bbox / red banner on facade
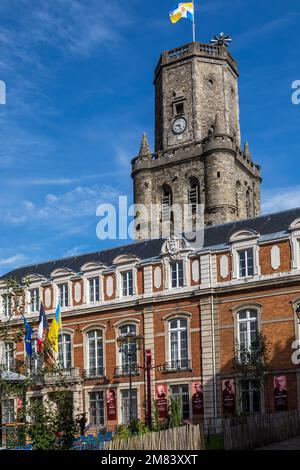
[192,381,203,415]
[106,389,117,421]
[222,379,236,415]
[274,375,288,411]
[156,384,168,418]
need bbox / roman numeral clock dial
[172,117,187,135]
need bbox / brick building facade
[0,41,299,432]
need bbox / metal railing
[114,365,140,377]
[83,367,106,379]
[161,359,192,373]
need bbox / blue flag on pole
[22,315,33,357]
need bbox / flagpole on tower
[192,0,196,42]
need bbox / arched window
[119,324,137,374]
[188,178,200,215]
[235,181,241,217]
[246,190,252,218]
[58,333,72,370]
[237,309,258,352]
[168,318,189,370]
[86,329,104,378]
[161,185,173,222]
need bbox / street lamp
[117,334,143,427]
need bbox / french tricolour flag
[37,302,48,353]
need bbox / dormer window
[171,260,184,288]
[122,270,134,297]
[289,219,300,270]
[230,230,260,280]
[58,283,69,308]
[88,277,100,303]
[29,288,40,313]
[238,248,254,278]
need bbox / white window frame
[2,294,12,317]
[89,390,105,427]
[231,232,260,280]
[168,317,189,369]
[118,323,138,373]
[170,260,184,288]
[29,288,40,313]
[85,328,105,377]
[58,332,72,370]
[3,341,15,371]
[236,308,259,353]
[58,282,69,308]
[290,219,300,270]
[120,387,139,424]
[238,248,255,278]
[239,379,262,414]
[88,277,101,303]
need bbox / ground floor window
[2,399,15,423]
[240,380,261,413]
[170,384,190,420]
[121,389,138,424]
[89,391,105,426]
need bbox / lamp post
[117,334,143,428]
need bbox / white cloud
[262,186,300,214]
[0,254,27,267]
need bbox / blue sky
[0,0,299,274]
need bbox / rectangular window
[2,399,15,424]
[122,271,134,297]
[88,277,100,303]
[3,295,12,317]
[170,384,190,420]
[237,309,258,355]
[121,389,138,424]
[175,102,184,115]
[29,288,40,313]
[4,342,15,371]
[58,283,69,308]
[171,261,184,288]
[240,380,261,413]
[238,248,254,278]
[89,391,105,426]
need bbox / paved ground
[257,435,300,450]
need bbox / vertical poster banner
[274,375,288,411]
[192,381,203,415]
[156,384,168,418]
[106,389,117,421]
[222,379,236,415]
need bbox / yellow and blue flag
[169,2,194,24]
[48,304,61,353]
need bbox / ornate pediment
[161,234,190,259]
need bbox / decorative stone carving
[192,260,200,283]
[154,266,162,289]
[106,276,114,298]
[271,245,280,270]
[220,255,229,279]
[44,287,52,309]
[74,282,82,303]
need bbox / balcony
[114,365,140,377]
[83,367,106,379]
[161,359,192,373]
[42,367,82,385]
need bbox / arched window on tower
[161,184,173,222]
[236,181,241,218]
[246,189,252,218]
[188,178,200,215]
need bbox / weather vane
[210,32,232,47]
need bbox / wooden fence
[224,410,300,450]
[105,424,204,451]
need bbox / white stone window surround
[162,312,192,370]
[83,386,107,428]
[58,328,75,369]
[51,269,76,311]
[116,265,137,298]
[292,298,300,342]
[81,262,106,304]
[232,303,262,352]
[230,230,261,280]
[163,256,190,290]
[117,383,141,425]
[114,318,141,370]
[290,219,300,271]
[82,324,107,376]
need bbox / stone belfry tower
[132,41,262,240]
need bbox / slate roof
[1,207,300,281]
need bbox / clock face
[172,117,187,135]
